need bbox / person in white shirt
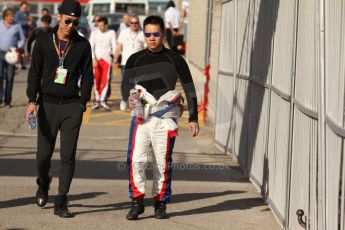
[117,13,130,36]
[89,16,117,110]
[115,15,145,110]
[164,1,181,52]
[89,15,100,32]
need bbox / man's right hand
[128,95,134,110]
[25,103,37,122]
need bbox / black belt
[41,94,80,104]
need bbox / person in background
[164,1,181,52]
[0,8,25,108]
[118,13,130,35]
[114,15,145,111]
[15,1,30,69]
[89,16,117,111]
[27,15,52,55]
[90,15,100,32]
[15,1,30,35]
[41,8,49,16]
[25,0,93,218]
[36,8,58,28]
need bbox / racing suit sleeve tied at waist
[132,85,183,132]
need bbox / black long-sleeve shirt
[26,26,93,107]
[121,47,198,122]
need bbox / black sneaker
[54,195,74,218]
[126,198,145,220]
[154,201,167,219]
[35,176,52,207]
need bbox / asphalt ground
[0,68,281,230]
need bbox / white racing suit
[127,85,183,202]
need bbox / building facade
[186,0,345,229]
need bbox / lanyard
[130,32,138,48]
[53,33,72,67]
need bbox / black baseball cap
[58,0,81,17]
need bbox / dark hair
[166,1,175,9]
[2,8,15,19]
[41,15,52,24]
[20,1,28,7]
[42,7,49,13]
[143,15,165,32]
[97,16,108,25]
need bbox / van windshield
[93,3,111,15]
[115,3,145,15]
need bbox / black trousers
[166,29,179,52]
[37,101,83,196]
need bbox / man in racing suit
[121,15,199,220]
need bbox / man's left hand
[128,95,135,110]
[188,121,199,137]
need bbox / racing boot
[126,198,145,220]
[35,176,52,207]
[154,201,168,219]
[54,195,74,218]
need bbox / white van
[85,0,149,23]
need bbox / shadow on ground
[0,192,106,209]
[0,190,267,219]
[0,158,247,182]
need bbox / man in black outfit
[25,0,93,218]
[122,15,199,220]
[27,14,52,54]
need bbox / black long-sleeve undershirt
[121,47,198,122]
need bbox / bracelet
[27,102,36,106]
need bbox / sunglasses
[64,18,79,26]
[130,21,139,25]
[144,32,161,38]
